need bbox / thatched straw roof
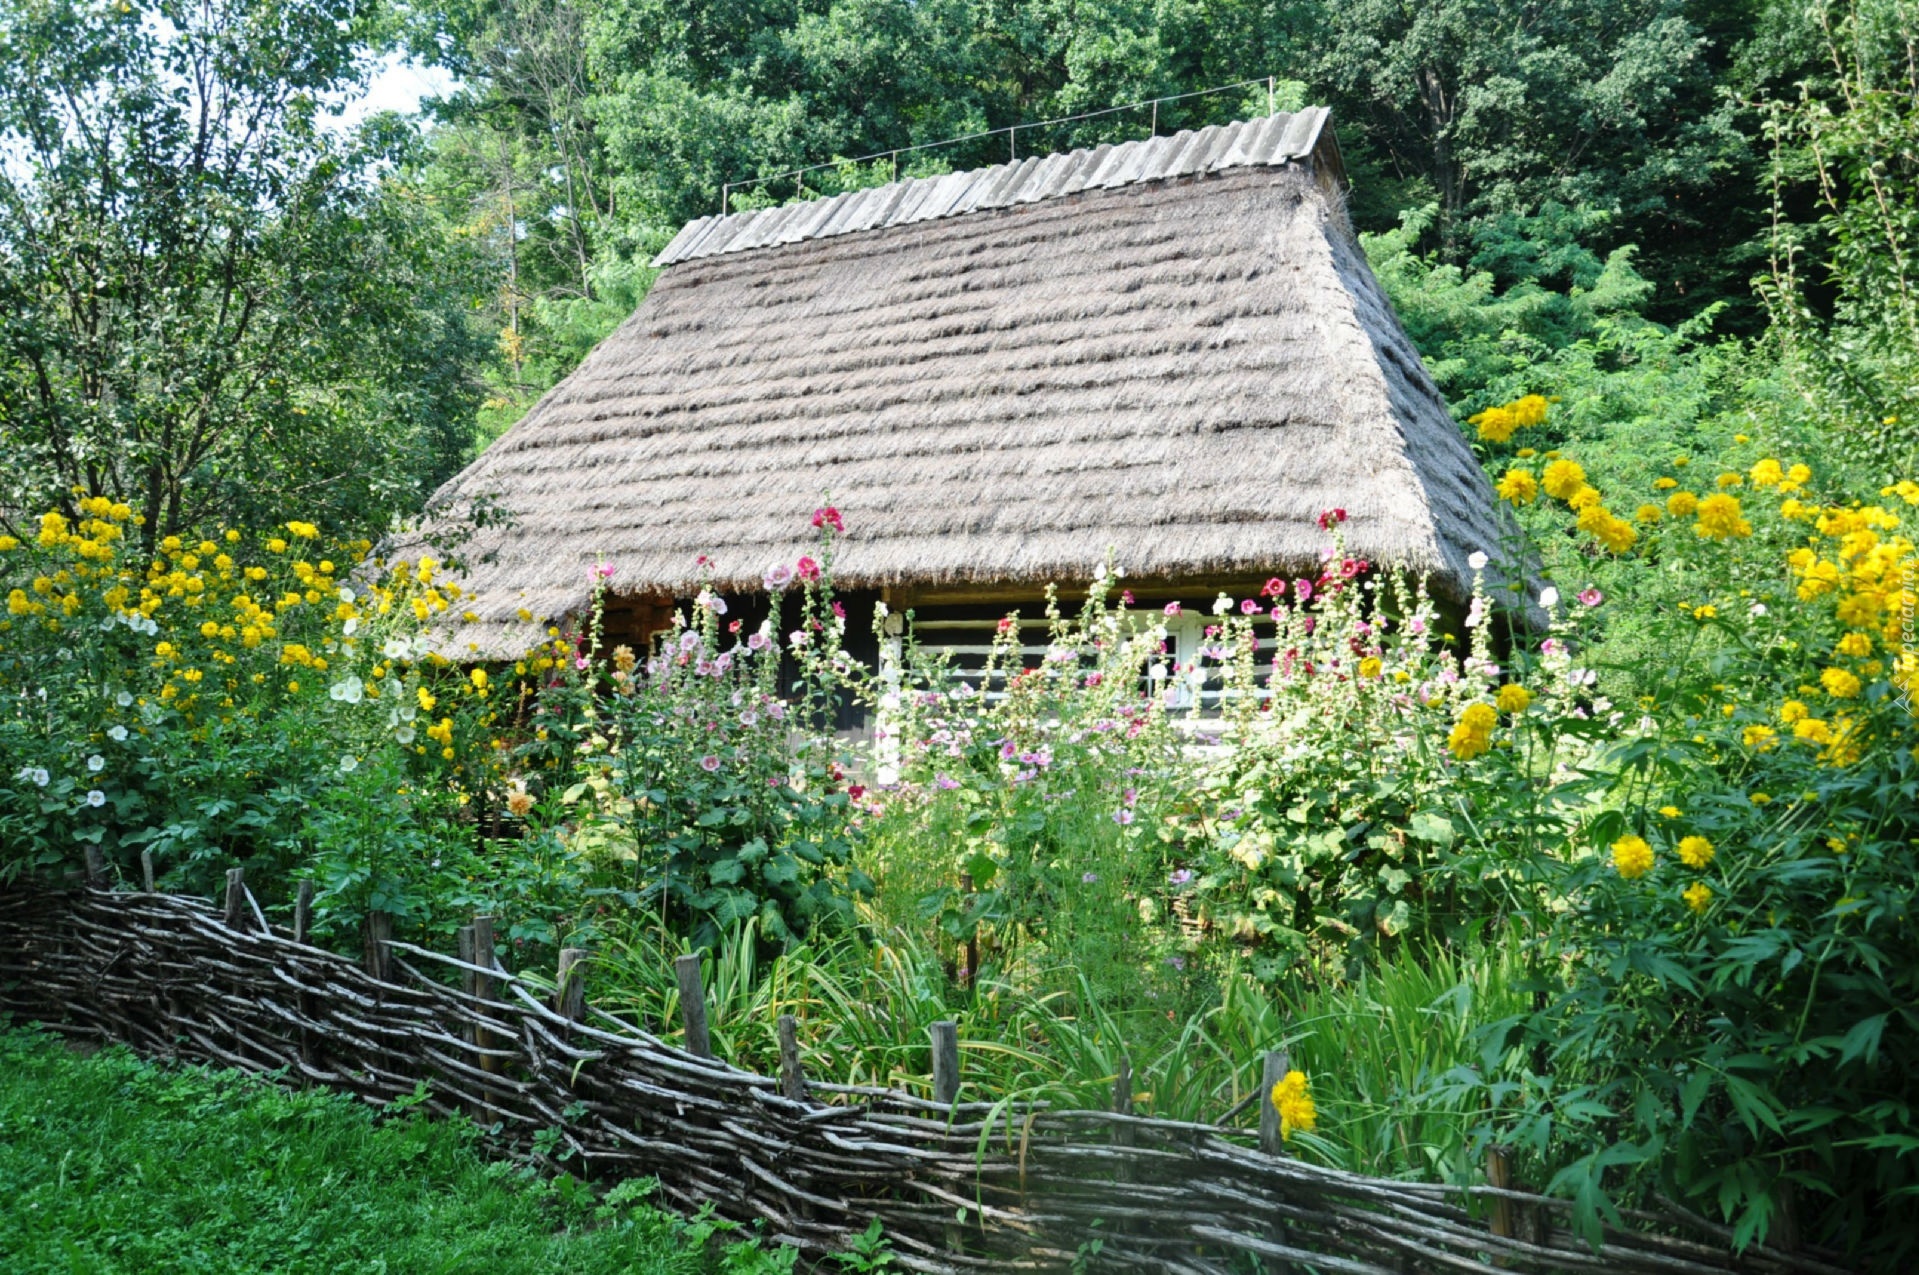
[418,111,1519,656]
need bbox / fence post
[930,1020,960,1105]
[555,948,587,1023]
[362,910,393,983]
[1258,1049,1290,1156]
[140,850,155,893]
[1486,1145,1517,1240]
[293,881,313,944]
[777,1013,807,1102]
[83,845,109,889]
[223,867,246,928]
[674,953,712,1058]
[1113,1053,1134,1185]
[1258,1048,1295,1270]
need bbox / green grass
[0,1025,794,1275]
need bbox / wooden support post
[1113,1054,1134,1184]
[1258,1049,1290,1156]
[674,953,711,1058]
[140,850,155,893]
[223,867,246,928]
[777,1013,807,1102]
[472,916,500,1084]
[1486,1145,1516,1240]
[1259,1048,1295,1270]
[83,845,108,889]
[555,948,587,1023]
[293,881,313,945]
[362,909,393,983]
[458,925,477,991]
[930,1020,960,1105]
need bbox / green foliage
[0,1025,756,1272]
[0,0,488,545]
[1759,0,1919,468]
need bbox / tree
[0,0,488,547]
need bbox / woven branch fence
[0,873,1855,1275]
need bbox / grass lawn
[0,1024,796,1274]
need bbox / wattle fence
[0,874,1855,1275]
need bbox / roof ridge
[653,108,1331,268]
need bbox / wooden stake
[1486,1145,1516,1240]
[139,850,155,893]
[293,881,314,945]
[362,909,393,983]
[472,915,500,1083]
[83,845,108,889]
[1258,1049,1290,1156]
[223,867,246,928]
[555,948,587,1022]
[930,1020,960,1105]
[674,953,711,1058]
[1113,1053,1134,1184]
[777,1013,807,1102]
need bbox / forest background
[2,0,1916,537]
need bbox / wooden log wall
[0,881,1854,1275]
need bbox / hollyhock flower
[1541,638,1565,656]
[747,631,769,652]
[766,701,786,720]
[1240,598,1259,615]
[788,630,808,648]
[729,619,742,634]
[1112,809,1135,825]
[1316,507,1347,530]
[1468,550,1489,571]
[999,740,1018,760]
[935,774,961,790]
[1408,617,1426,635]
[1212,595,1232,616]
[592,562,616,581]
[1262,578,1286,599]
[1538,587,1559,608]
[1293,579,1313,603]
[699,754,721,772]
[1169,869,1194,886]
[764,564,793,590]
[1123,787,1138,806]
[812,505,844,533]
[795,556,820,581]
[832,600,846,620]
[740,710,758,727]
[678,630,702,653]
[1465,597,1487,629]
[1120,590,1134,606]
[714,651,734,672]
[1578,588,1603,607]
[1164,601,1182,616]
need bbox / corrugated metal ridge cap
[653,108,1331,267]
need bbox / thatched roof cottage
[419,109,1516,672]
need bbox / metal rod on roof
[1009,125,1016,161]
[1151,100,1158,137]
[713,73,1280,214]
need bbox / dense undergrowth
[0,1025,798,1273]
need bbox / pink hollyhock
[795,556,821,581]
[812,505,844,533]
[1293,579,1314,603]
[1316,507,1347,530]
[699,754,721,772]
[1164,601,1182,616]
[1262,577,1286,598]
[1578,588,1603,607]
[1239,598,1259,615]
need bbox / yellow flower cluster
[1448,702,1498,760]
[1469,394,1550,444]
[1269,1069,1318,1141]
[1611,834,1654,880]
